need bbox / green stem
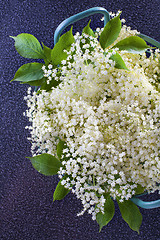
[93,175,95,186]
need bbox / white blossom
[24,18,160,221]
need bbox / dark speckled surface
[0,0,160,239]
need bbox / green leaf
[112,36,150,53]
[11,62,44,83]
[99,13,121,49]
[82,20,95,37]
[42,42,52,64]
[10,33,45,59]
[117,199,142,233]
[40,77,61,91]
[51,27,75,65]
[110,52,129,70]
[27,153,62,176]
[57,139,67,160]
[53,177,70,202]
[21,77,45,86]
[134,184,145,195]
[96,194,115,232]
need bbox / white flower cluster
[24,23,160,221]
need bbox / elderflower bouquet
[11,10,160,233]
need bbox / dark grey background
[0,0,160,239]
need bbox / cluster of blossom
[24,21,160,221]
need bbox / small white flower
[48,64,53,69]
[42,65,46,70]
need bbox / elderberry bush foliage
[11,12,160,233]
